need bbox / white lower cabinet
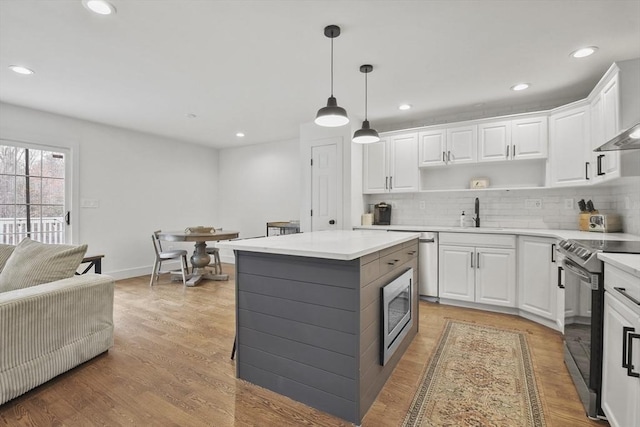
[517,236,558,321]
[602,292,640,427]
[439,233,516,308]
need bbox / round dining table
[158,230,239,286]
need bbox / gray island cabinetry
[218,230,419,424]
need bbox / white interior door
[311,143,338,231]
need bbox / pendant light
[352,64,380,144]
[315,25,349,127]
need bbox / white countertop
[598,253,640,277]
[354,225,640,241]
[216,229,421,260]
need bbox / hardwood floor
[1,265,606,426]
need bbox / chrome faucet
[474,197,480,228]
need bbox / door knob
[329,220,336,225]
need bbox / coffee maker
[373,202,392,225]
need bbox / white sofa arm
[0,274,114,404]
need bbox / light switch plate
[81,198,100,208]
[564,198,574,209]
[525,199,542,209]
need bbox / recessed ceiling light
[511,83,530,91]
[398,104,412,111]
[185,113,197,119]
[570,46,598,59]
[9,65,35,75]
[236,132,245,137]
[82,0,116,15]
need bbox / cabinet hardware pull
[389,176,393,190]
[585,162,590,180]
[476,252,480,268]
[551,243,556,263]
[623,326,634,368]
[628,331,640,378]
[387,259,399,266]
[506,145,509,158]
[614,287,640,305]
[597,154,605,176]
[443,151,446,162]
[385,176,388,190]
[470,252,474,268]
[557,266,564,288]
[407,250,417,255]
[512,144,515,158]
[447,151,451,162]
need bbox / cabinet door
[600,74,621,180]
[601,293,640,427]
[446,125,477,164]
[478,121,510,162]
[418,128,447,167]
[476,247,516,307]
[388,133,418,192]
[512,116,548,160]
[439,245,475,302]
[548,104,591,187]
[363,140,387,194]
[517,237,557,320]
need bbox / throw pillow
[0,243,15,273]
[0,238,88,293]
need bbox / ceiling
[1,1,639,149]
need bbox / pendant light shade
[352,64,380,144]
[315,25,349,127]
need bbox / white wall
[0,102,219,278]
[217,138,300,262]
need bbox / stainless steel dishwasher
[387,230,438,298]
[418,232,438,298]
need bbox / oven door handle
[614,287,640,306]
[562,258,592,283]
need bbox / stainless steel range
[557,239,640,420]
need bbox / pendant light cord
[330,36,334,97]
[364,71,368,120]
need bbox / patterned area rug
[402,321,546,426]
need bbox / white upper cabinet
[446,125,477,164]
[418,128,447,167]
[478,120,511,162]
[362,140,387,193]
[511,116,548,159]
[478,116,548,163]
[590,71,621,182]
[363,132,418,193]
[418,125,476,167]
[548,103,592,187]
[389,133,419,192]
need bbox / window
[0,143,68,244]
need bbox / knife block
[578,211,598,231]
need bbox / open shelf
[419,159,547,192]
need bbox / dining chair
[184,226,223,275]
[150,230,189,286]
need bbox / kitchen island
[217,230,420,424]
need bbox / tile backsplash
[365,177,640,235]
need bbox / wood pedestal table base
[158,230,239,287]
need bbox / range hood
[594,122,640,151]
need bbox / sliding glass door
[0,142,70,244]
